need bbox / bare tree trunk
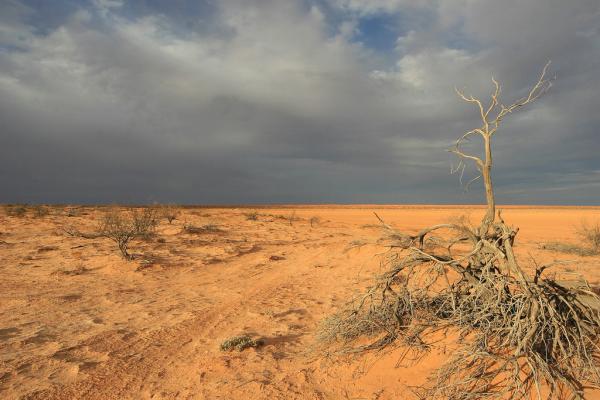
[480,135,495,236]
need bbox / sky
[1,0,599,205]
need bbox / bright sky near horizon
[1,0,599,204]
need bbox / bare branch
[455,87,487,126]
[464,174,482,192]
[449,149,484,169]
[484,76,501,118]
[492,61,553,132]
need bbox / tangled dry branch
[321,212,600,399]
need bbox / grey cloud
[0,0,599,204]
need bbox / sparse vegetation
[183,223,223,234]
[32,205,50,218]
[540,220,600,257]
[318,63,600,400]
[244,211,259,221]
[578,220,600,252]
[66,207,83,217]
[5,204,27,217]
[286,210,297,226]
[540,241,597,256]
[309,216,320,227]
[132,208,159,240]
[97,208,158,260]
[159,205,178,224]
[220,335,264,351]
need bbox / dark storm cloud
[0,0,599,204]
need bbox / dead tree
[319,63,600,399]
[452,61,553,236]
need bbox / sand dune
[1,206,600,399]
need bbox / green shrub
[220,335,264,352]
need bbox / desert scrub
[309,216,320,227]
[97,208,158,260]
[66,207,83,217]
[286,210,298,226]
[5,204,27,217]
[159,204,178,224]
[577,220,600,252]
[32,205,50,218]
[540,220,600,256]
[244,211,259,221]
[132,208,159,240]
[183,224,223,234]
[220,335,264,351]
[539,241,598,256]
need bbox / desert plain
[1,205,600,400]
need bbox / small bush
[66,207,82,217]
[159,205,178,224]
[132,208,159,240]
[540,220,600,257]
[32,205,50,218]
[577,220,600,252]
[97,208,158,260]
[5,204,27,217]
[244,211,259,221]
[220,335,264,352]
[286,210,298,226]
[309,216,321,227]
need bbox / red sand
[1,205,600,399]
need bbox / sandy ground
[1,205,600,399]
